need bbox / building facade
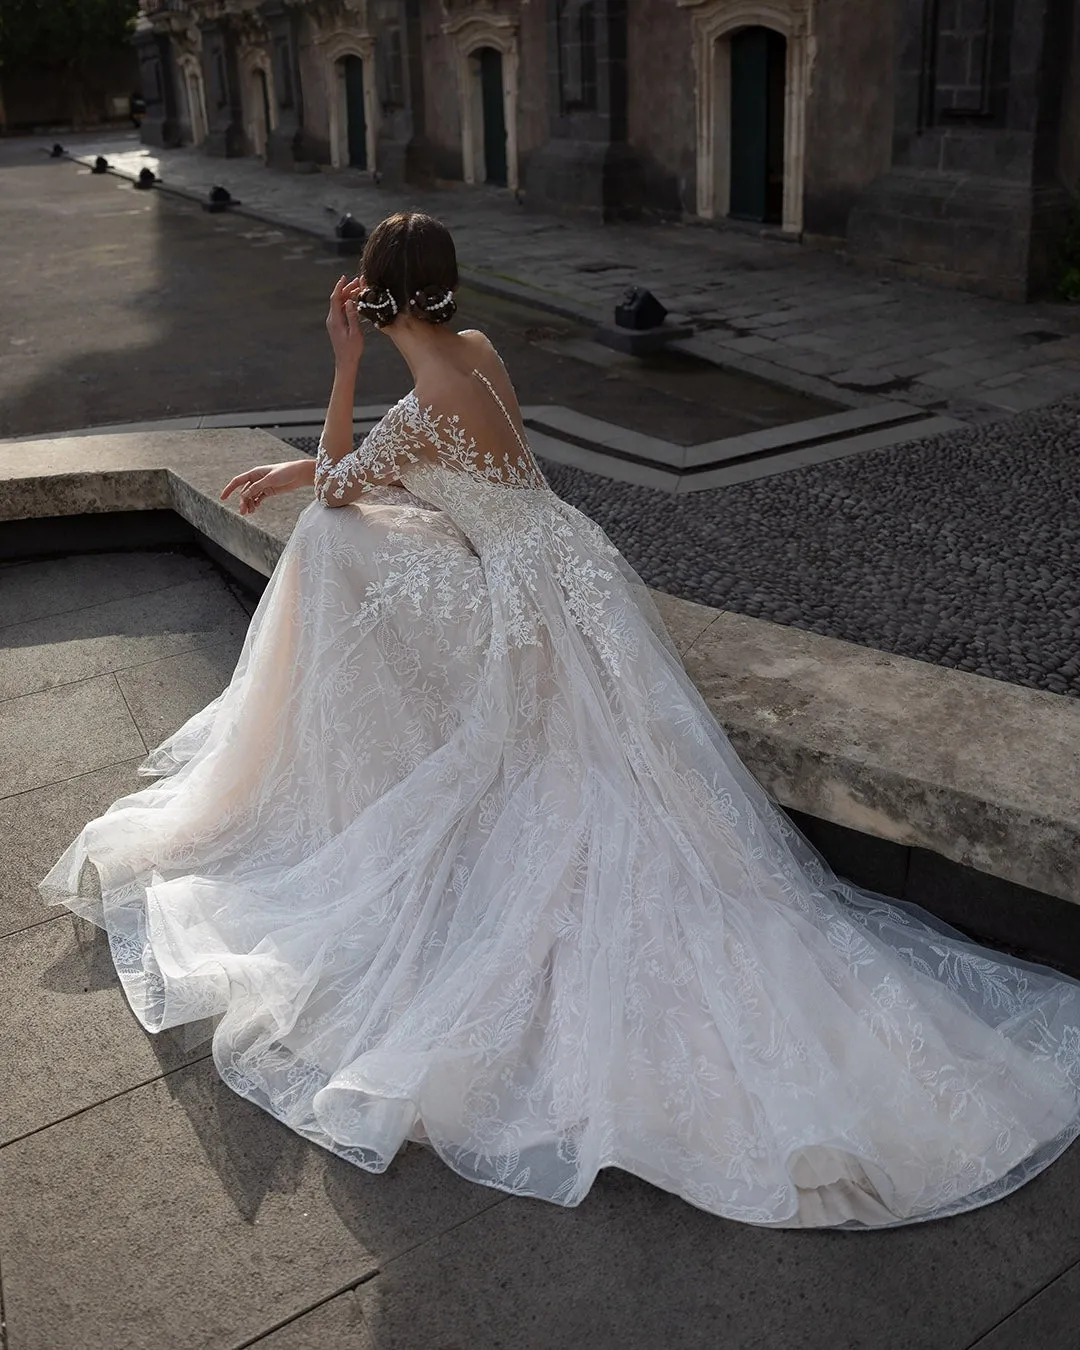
[134,0,1080,300]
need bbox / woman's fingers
[222,466,273,506]
[221,471,253,501]
[242,472,273,509]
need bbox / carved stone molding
[677,0,814,232]
[442,8,519,190]
[238,45,277,156]
[176,51,210,144]
[314,24,379,171]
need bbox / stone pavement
[3,548,1080,1350]
[69,132,1080,423]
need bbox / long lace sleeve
[314,404,422,505]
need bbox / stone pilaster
[134,18,182,148]
[200,18,247,156]
[525,0,643,219]
[848,0,1074,299]
[260,1,308,167]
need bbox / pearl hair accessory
[412,289,455,312]
[357,287,398,320]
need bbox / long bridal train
[41,382,1080,1231]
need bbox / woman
[41,211,1080,1229]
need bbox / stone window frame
[274,35,296,112]
[678,0,812,234]
[557,0,599,114]
[239,46,278,160]
[442,11,520,192]
[318,29,379,173]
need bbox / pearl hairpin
[413,289,455,311]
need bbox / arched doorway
[249,66,272,159]
[728,26,786,223]
[180,60,208,146]
[679,0,810,234]
[321,36,377,172]
[475,47,507,185]
[443,12,520,191]
[343,54,367,169]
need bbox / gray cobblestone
[548,399,1080,697]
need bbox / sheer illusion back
[316,345,547,507]
[408,363,549,492]
[41,331,1080,1233]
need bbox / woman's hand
[220,459,315,515]
[326,274,365,369]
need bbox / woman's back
[409,329,544,490]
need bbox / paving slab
[0,674,145,796]
[647,591,721,656]
[968,1259,1080,1350]
[0,915,200,1143]
[0,550,217,630]
[250,1153,1080,1350]
[0,1058,502,1350]
[0,757,142,937]
[114,637,244,748]
[0,573,250,702]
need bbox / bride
[41,211,1080,1229]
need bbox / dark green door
[478,48,507,186]
[344,55,367,170]
[729,27,786,223]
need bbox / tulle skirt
[41,492,1080,1229]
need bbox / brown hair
[357,211,459,327]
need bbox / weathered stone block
[525,138,643,221]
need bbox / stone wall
[295,15,332,165]
[847,0,1077,299]
[516,0,551,184]
[626,2,696,217]
[413,0,548,187]
[1060,0,1080,191]
[801,0,896,241]
[417,1,464,181]
[139,0,1077,297]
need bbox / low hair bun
[356,286,399,328]
[357,212,459,329]
[410,285,457,325]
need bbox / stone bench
[4,429,1079,966]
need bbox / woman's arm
[314,275,408,506]
[315,412,416,506]
[315,273,366,482]
[221,458,315,515]
[317,360,362,471]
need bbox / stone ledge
[3,429,1079,908]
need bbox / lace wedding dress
[42,368,1080,1230]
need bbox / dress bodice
[315,376,550,508]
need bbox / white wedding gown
[42,367,1080,1230]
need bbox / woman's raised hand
[326,274,365,368]
[220,460,315,515]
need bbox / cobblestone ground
[550,398,1080,699]
[290,396,1080,698]
[69,134,1080,423]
